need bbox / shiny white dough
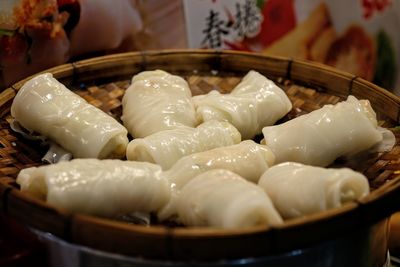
[157,140,275,221]
[167,140,275,188]
[126,120,241,170]
[262,95,383,166]
[258,162,370,219]
[192,70,292,139]
[121,70,198,138]
[16,159,171,217]
[10,73,129,159]
[176,169,283,228]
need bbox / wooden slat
[11,64,75,91]
[358,177,400,224]
[290,59,355,97]
[72,52,144,85]
[71,214,171,259]
[352,78,400,122]
[6,189,71,238]
[271,203,360,252]
[170,225,273,260]
[219,51,290,80]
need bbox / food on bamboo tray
[126,120,241,170]
[176,169,283,228]
[192,70,292,139]
[16,159,170,217]
[121,70,198,138]
[11,73,129,159]
[10,69,394,229]
[158,140,275,221]
[261,95,390,166]
[166,140,275,188]
[258,162,370,219]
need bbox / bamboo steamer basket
[0,50,400,266]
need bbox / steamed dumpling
[193,70,292,139]
[126,120,241,170]
[176,169,283,228]
[258,162,370,219]
[16,159,171,217]
[121,70,198,138]
[262,95,384,166]
[11,73,129,159]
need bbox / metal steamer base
[33,219,390,267]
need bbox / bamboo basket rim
[1,49,400,260]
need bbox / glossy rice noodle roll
[258,162,370,219]
[158,140,275,221]
[262,95,387,166]
[122,70,198,138]
[126,120,241,170]
[11,73,129,159]
[193,70,292,139]
[16,159,171,217]
[176,169,283,228]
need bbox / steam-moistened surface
[166,140,275,188]
[258,162,370,219]
[158,140,275,221]
[261,95,383,166]
[126,120,241,170]
[16,159,171,217]
[176,169,283,228]
[192,70,292,139]
[121,70,198,138]
[10,73,129,159]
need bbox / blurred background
[1,0,400,93]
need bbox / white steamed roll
[126,120,241,170]
[193,70,292,139]
[176,169,283,228]
[11,73,128,159]
[258,162,370,219]
[121,70,198,138]
[158,140,275,221]
[166,140,275,188]
[262,95,384,166]
[16,159,171,217]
